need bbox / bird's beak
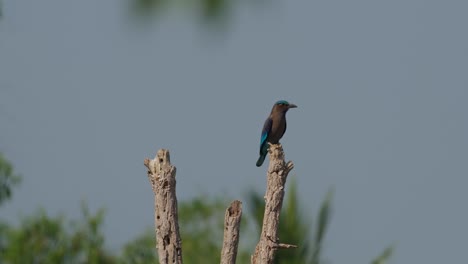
[288,103,298,109]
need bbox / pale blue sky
[1,0,468,263]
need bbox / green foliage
[121,181,391,264]
[122,196,252,264]
[371,246,394,264]
[130,0,166,19]
[130,0,234,28]
[276,180,314,264]
[0,205,115,264]
[0,154,392,263]
[1,211,70,263]
[0,153,21,206]
[311,188,334,264]
[199,0,230,23]
[120,230,156,264]
[178,197,225,263]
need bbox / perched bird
[256,100,297,167]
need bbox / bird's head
[272,100,297,113]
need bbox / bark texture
[252,144,296,264]
[220,200,243,264]
[144,149,183,264]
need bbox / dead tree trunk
[144,149,183,264]
[143,145,295,264]
[220,200,243,264]
[251,144,297,264]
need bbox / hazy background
[1,0,467,263]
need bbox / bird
[256,100,297,167]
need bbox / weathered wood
[251,143,296,264]
[220,200,243,264]
[144,149,183,264]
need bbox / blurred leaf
[1,210,72,263]
[0,205,115,263]
[120,230,156,264]
[0,153,22,206]
[179,196,226,263]
[371,245,394,264]
[199,0,229,24]
[130,0,167,19]
[316,189,333,244]
[311,188,334,264]
[0,158,394,264]
[247,189,265,232]
[275,178,310,264]
[125,196,251,264]
[129,0,233,29]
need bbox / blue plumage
[275,100,290,105]
[256,100,297,167]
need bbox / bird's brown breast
[268,113,286,144]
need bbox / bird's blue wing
[260,117,272,152]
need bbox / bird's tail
[256,153,266,167]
